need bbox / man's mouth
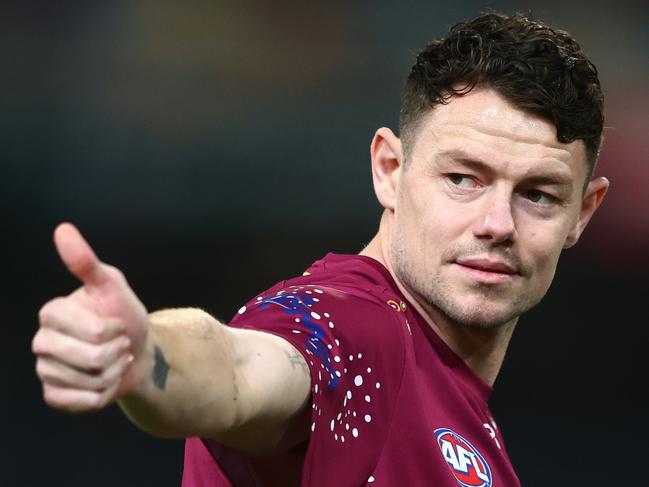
[454,257,519,283]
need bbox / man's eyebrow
[440,154,495,175]
[520,173,573,188]
[438,150,574,187]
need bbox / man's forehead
[410,88,589,178]
[421,88,554,142]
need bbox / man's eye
[525,190,555,205]
[447,174,477,188]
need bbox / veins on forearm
[232,372,239,402]
[152,344,170,390]
[285,349,309,375]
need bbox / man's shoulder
[230,254,409,383]
[286,252,403,307]
[233,253,406,339]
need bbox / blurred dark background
[3,1,647,485]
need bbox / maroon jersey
[183,254,521,487]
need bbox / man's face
[390,88,591,328]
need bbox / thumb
[53,223,110,287]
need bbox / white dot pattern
[247,285,386,452]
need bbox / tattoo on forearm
[152,345,170,390]
[285,349,309,375]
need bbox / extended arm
[120,308,311,453]
[32,223,311,454]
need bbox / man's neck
[359,218,516,387]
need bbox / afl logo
[434,428,492,487]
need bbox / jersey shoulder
[230,254,410,385]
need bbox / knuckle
[87,346,108,369]
[87,323,107,344]
[95,376,109,390]
[31,333,41,354]
[37,306,48,325]
[105,264,125,283]
[42,386,62,408]
[35,359,49,380]
[31,330,50,355]
[87,392,107,411]
[109,318,127,335]
[94,371,113,390]
[38,298,62,325]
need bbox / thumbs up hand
[33,223,150,413]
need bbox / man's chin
[434,299,523,329]
[450,312,517,329]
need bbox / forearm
[34,223,309,451]
[118,308,242,439]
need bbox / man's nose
[472,189,516,245]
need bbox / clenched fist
[33,223,150,413]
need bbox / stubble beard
[391,240,543,329]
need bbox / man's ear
[564,176,609,248]
[370,127,403,211]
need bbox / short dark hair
[399,12,604,175]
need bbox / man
[32,12,608,487]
